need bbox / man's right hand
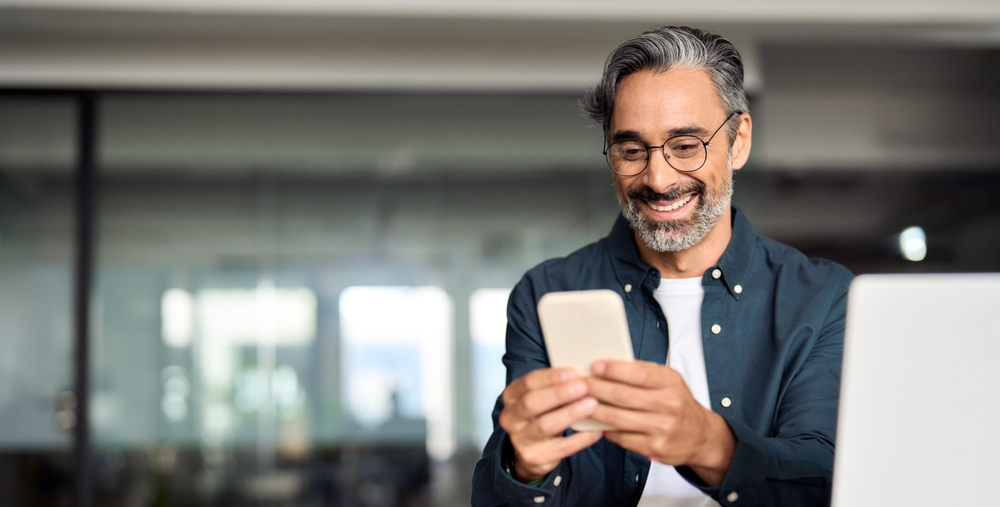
[498,367,604,483]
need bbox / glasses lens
[665,136,706,172]
[606,141,647,175]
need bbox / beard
[618,163,734,253]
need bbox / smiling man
[472,27,853,507]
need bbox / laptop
[831,273,1000,507]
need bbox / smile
[647,193,694,212]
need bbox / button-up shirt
[472,207,854,507]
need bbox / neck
[635,208,733,279]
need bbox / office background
[1,1,999,506]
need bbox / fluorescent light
[899,226,927,262]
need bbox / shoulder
[509,237,618,306]
[756,236,854,294]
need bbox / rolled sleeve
[477,434,571,506]
[678,271,851,506]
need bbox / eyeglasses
[603,111,738,176]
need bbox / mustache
[625,181,705,202]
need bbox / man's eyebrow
[668,125,709,137]
[608,130,643,143]
[608,125,710,143]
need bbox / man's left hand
[585,360,736,487]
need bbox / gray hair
[580,26,749,143]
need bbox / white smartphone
[537,289,635,431]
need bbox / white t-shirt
[637,277,720,507]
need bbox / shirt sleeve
[471,274,576,507]
[677,270,853,507]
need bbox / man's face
[608,68,745,253]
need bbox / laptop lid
[832,273,1000,507]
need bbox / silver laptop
[832,273,1000,507]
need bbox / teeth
[648,193,693,212]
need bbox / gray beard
[618,169,734,253]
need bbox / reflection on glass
[339,286,454,460]
[156,285,316,449]
[161,288,194,347]
[161,365,190,422]
[469,288,511,450]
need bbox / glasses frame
[603,111,739,176]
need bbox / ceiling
[1,0,999,91]
[2,1,1000,173]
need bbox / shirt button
[721,397,732,408]
[734,284,743,294]
[635,473,639,482]
[711,324,721,334]
[727,491,739,502]
[712,268,722,279]
[624,283,632,293]
[534,495,545,503]
[554,475,562,487]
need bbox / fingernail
[580,397,596,409]
[590,431,603,440]
[592,361,606,375]
[560,369,577,381]
[569,381,586,396]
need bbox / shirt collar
[716,207,756,300]
[606,206,757,299]
[606,213,649,278]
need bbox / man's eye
[668,138,701,158]
[616,143,647,161]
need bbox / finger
[510,379,589,421]
[513,429,604,480]
[521,396,598,440]
[522,367,579,391]
[584,376,661,411]
[504,367,578,402]
[541,429,604,460]
[603,431,657,461]
[589,402,661,434]
[592,360,676,388]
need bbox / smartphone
[537,289,635,431]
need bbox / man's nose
[643,146,681,192]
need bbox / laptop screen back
[832,274,1000,507]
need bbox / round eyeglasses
[603,111,738,176]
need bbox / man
[472,26,852,507]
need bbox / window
[469,288,511,449]
[339,286,454,460]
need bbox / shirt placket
[702,267,737,413]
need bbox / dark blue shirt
[472,207,853,507]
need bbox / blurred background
[1,1,999,506]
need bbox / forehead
[609,68,726,137]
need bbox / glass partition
[0,94,76,505]
[86,91,613,507]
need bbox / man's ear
[730,113,753,171]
